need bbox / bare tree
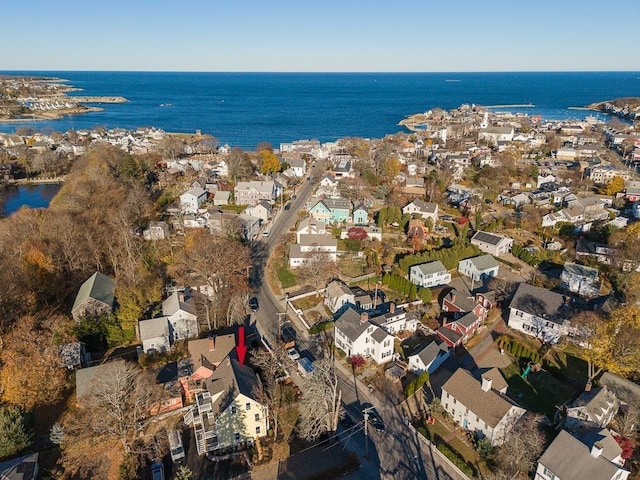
[492,414,548,479]
[297,252,339,295]
[297,358,342,441]
[251,347,288,439]
[83,360,162,452]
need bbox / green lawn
[500,361,579,418]
[277,264,297,289]
[292,295,323,311]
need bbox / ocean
[0,71,638,149]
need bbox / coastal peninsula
[0,74,127,122]
[587,97,640,122]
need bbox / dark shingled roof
[441,369,520,428]
[0,452,39,480]
[335,307,370,342]
[472,231,505,246]
[371,327,390,343]
[436,326,462,345]
[204,357,261,415]
[509,283,569,325]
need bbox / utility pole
[363,405,374,460]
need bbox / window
[255,413,260,422]
[231,405,237,415]
[453,398,456,404]
[234,432,240,442]
[543,467,555,479]
[476,415,479,422]
[515,310,523,317]
[256,426,261,435]
[465,407,469,414]
[245,403,251,411]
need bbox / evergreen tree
[0,404,32,458]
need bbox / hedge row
[382,273,418,300]
[496,336,545,366]
[436,443,476,478]
[398,243,481,273]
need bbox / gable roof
[371,327,391,343]
[204,357,262,413]
[406,198,437,213]
[139,317,170,342]
[471,231,509,246]
[412,260,448,276]
[567,386,618,423]
[465,254,499,271]
[335,307,370,342]
[72,272,116,314]
[441,368,519,428]
[412,338,449,366]
[563,262,599,280]
[538,429,623,480]
[162,291,197,317]
[509,283,569,324]
[188,334,236,371]
[0,453,39,480]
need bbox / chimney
[360,312,368,324]
[390,302,396,314]
[178,292,185,303]
[591,442,603,458]
[208,336,215,352]
[585,381,592,392]
[450,291,457,303]
[481,377,492,392]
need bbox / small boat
[159,103,173,107]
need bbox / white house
[334,308,394,364]
[535,429,629,480]
[561,262,600,298]
[183,357,269,455]
[478,126,514,144]
[143,221,170,241]
[407,337,450,375]
[562,386,620,430]
[470,231,513,257]
[458,255,499,282]
[296,217,327,242]
[441,368,525,446]
[245,200,272,223]
[234,181,276,206]
[402,199,438,223]
[288,157,307,177]
[409,261,452,288]
[180,187,207,214]
[369,303,419,335]
[139,317,171,354]
[324,280,355,313]
[508,283,576,344]
[289,233,338,268]
[213,190,231,206]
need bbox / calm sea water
[0,71,638,149]
[2,183,62,217]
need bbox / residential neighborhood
[2,97,640,480]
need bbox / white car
[262,230,270,237]
[286,347,300,361]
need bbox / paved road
[251,158,326,345]
[250,160,468,479]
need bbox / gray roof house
[562,386,620,430]
[407,337,450,375]
[561,262,600,298]
[536,429,629,480]
[402,199,438,222]
[458,254,499,283]
[470,231,513,257]
[71,272,116,321]
[507,283,576,344]
[138,317,171,354]
[183,357,268,455]
[409,260,452,288]
[441,368,525,446]
[334,308,394,365]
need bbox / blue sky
[2,0,639,72]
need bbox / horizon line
[1,69,639,75]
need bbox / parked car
[249,297,259,311]
[286,347,300,361]
[151,461,165,480]
[262,230,270,237]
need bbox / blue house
[353,203,368,225]
[309,198,352,224]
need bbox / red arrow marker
[236,325,247,365]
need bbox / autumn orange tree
[0,313,73,410]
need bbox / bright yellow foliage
[585,306,640,377]
[259,150,282,174]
